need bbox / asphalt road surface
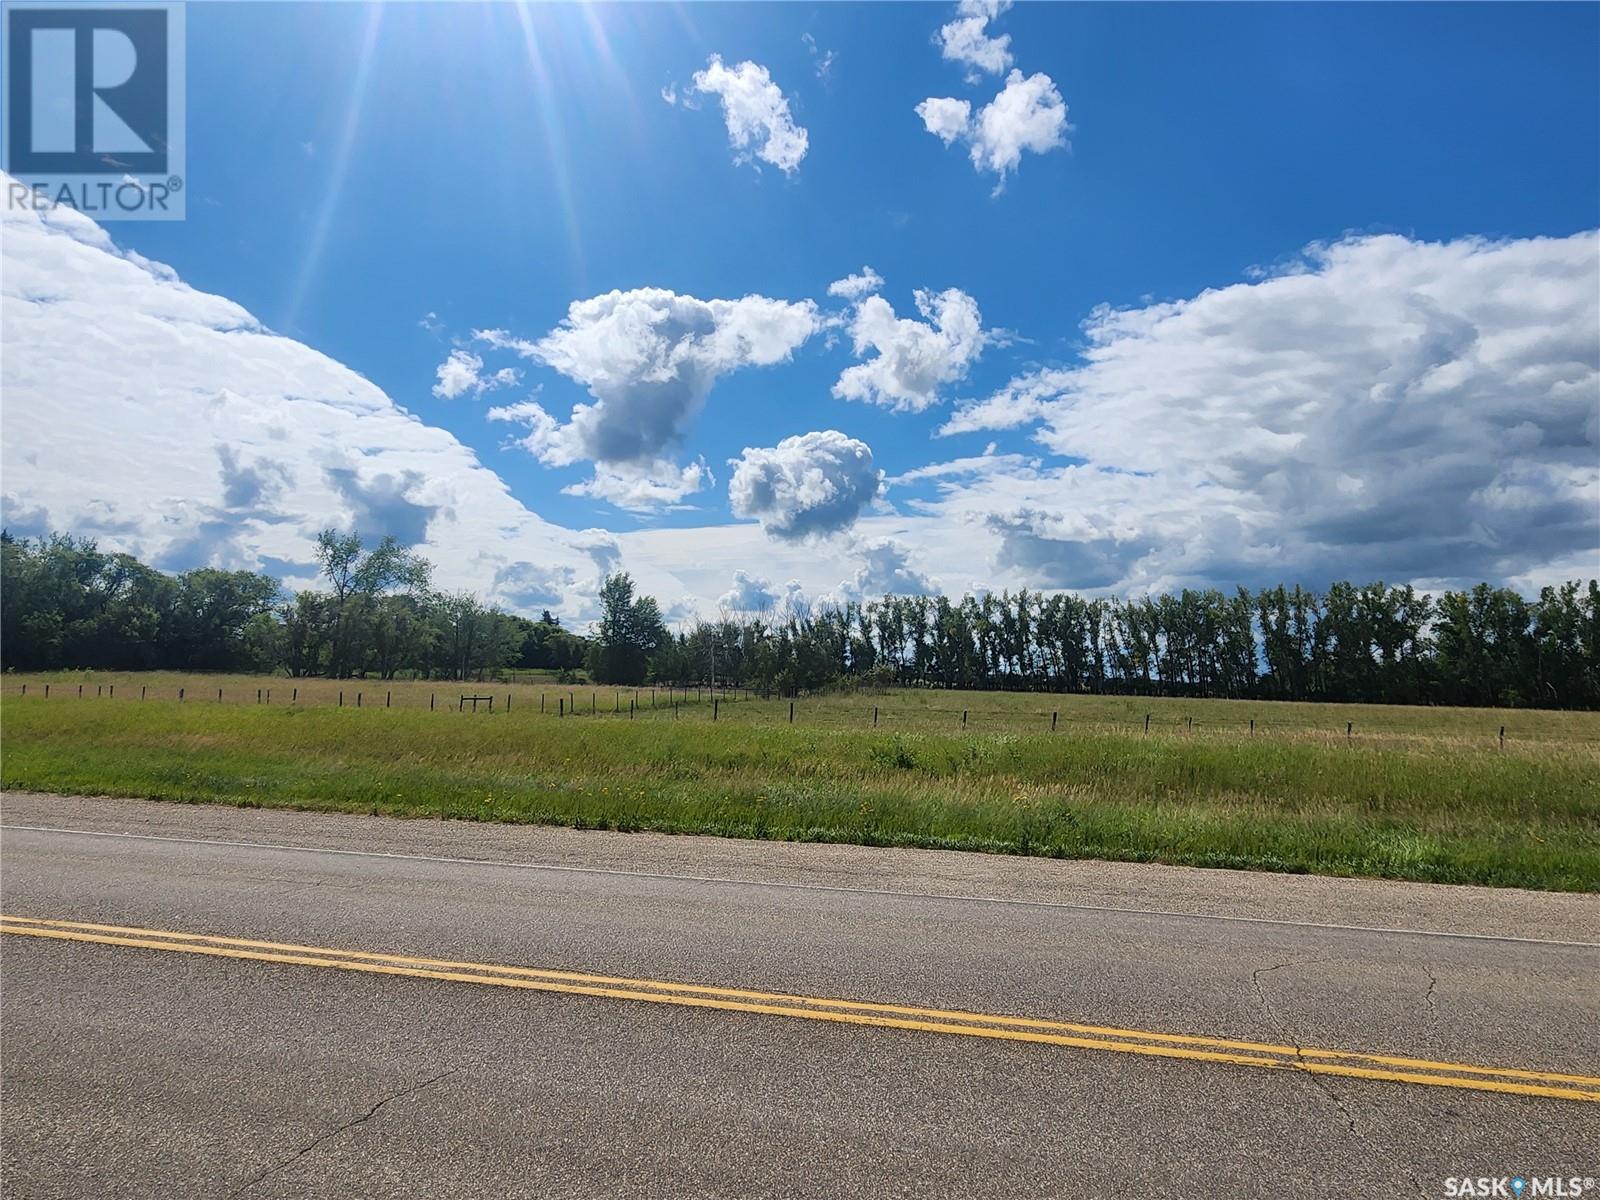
[2,792,1596,1200]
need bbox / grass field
[3,671,1597,891]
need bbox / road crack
[229,1068,458,1197]
[1250,958,1426,1199]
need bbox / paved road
[1,793,1596,1199]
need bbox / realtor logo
[3,2,185,219]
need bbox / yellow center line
[3,914,1596,1104]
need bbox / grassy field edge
[4,695,1596,892]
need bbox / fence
[5,680,1552,747]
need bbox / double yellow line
[4,913,1597,1104]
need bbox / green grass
[3,675,1597,891]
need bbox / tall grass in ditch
[3,695,1596,890]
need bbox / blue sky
[4,1,1598,618]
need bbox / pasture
[2,671,1597,891]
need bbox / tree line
[3,530,1596,708]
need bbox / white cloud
[719,568,805,614]
[938,367,1068,436]
[487,287,819,506]
[931,231,1600,592]
[915,97,973,146]
[827,266,885,301]
[936,0,1014,76]
[562,459,711,511]
[919,70,1067,192]
[818,537,940,608]
[729,430,884,541]
[833,287,986,412]
[692,55,809,175]
[0,176,598,612]
[802,32,836,82]
[431,348,520,400]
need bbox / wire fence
[6,680,1576,749]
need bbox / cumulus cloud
[729,430,884,541]
[833,288,986,411]
[492,561,573,609]
[936,0,1014,76]
[0,174,594,612]
[486,287,818,506]
[692,55,809,175]
[934,231,1600,592]
[915,97,973,146]
[818,537,940,608]
[718,568,811,615]
[562,459,712,511]
[431,348,519,400]
[938,367,1067,436]
[827,266,885,301]
[919,70,1067,192]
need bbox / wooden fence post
[1051,711,1057,732]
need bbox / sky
[3,1,1598,625]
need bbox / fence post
[266,689,270,705]
[489,696,494,712]
[591,693,596,715]
[78,685,83,698]
[874,705,879,727]
[1249,718,1254,736]
[357,692,363,708]
[97,685,102,697]
[1499,725,1505,749]
[674,702,679,719]
[559,697,564,718]
[651,688,656,707]
[1144,713,1150,734]
[1187,716,1193,732]
[713,697,719,721]
[962,709,968,729]
[257,688,262,704]
[141,686,146,700]
[45,684,50,698]
[292,687,297,704]
[19,684,24,696]
[218,688,223,703]
[179,687,185,702]
[505,693,510,712]
[1051,711,1057,732]
[540,693,545,713]
[789,700,795,724]
[630,697,635,720]
[431,693,435,711]
[1346,721,1352,741]
[339,691,343,707]
[109,685,114,698]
